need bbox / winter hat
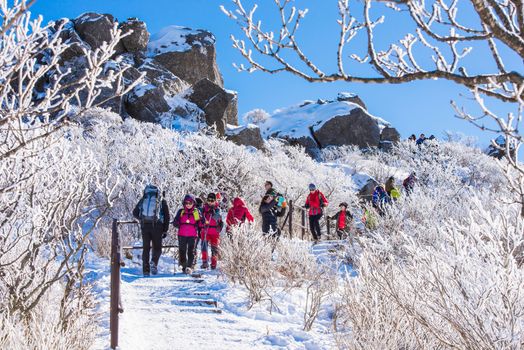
[339,202,348,208]
[182,194,195,204]
[207,192,217,201]
[308,183,316,190]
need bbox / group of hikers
[132,173,417,276]
[408,133,436,145]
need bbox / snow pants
[309,214,322,240]
[178,235,196,270]
[201,234,220,268]
[141,225,163,274]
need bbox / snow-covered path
[91,252,338,350]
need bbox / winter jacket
[133,198,170,232]
[173,205,201,237]
[403,175,416,192]
[331,210,353,231]
[200,204,223,237]
[372,186,390,208]
[259,198,278,225]
[305,190,328,216]
[226,197,254,231]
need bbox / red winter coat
[305,190,328,216]
[226,197,254,231]
[200,204,223,237]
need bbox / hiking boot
[184,267,192,274]
[201,261,209,269]
[150,262,158,275]
[143,271,150,277]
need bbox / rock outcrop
[119,18,149,53]
[225,125,265,150]
[147,26,223,87]
[188,79,237,135]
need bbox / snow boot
[150,262,158,275]
[201,261,209,269]
[185,267,193,274]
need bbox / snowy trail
[91,252,337,350]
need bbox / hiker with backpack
[226,197,254,235]
[132,185,170,276]
[385,176,401,201]
[305,183,328,243]
[372,185,390,215]
[259,193,281,238]
[264,181,288,218]
[200,193,223,270]
[328,202,353,240]
[173,194,201,274]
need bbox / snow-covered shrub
[337,186,524,349]
[274,238,318,288]
[220,225,275,306]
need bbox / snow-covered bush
[220,225,275,306]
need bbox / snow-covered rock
[225,124,265,150]
[73,13,120,52]
[188,78,238,135]
[124,83,170,122]
[119,18,149,53]
[259,97,393,157]
[148,26,224,87]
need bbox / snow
[89,248,340,350]
[225,123,259,136]
[147,26,215,56]
[259,100,390,140]
[132,82,156,98]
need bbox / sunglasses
[184,201,193,205]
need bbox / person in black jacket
[133,185,170,276]
[259,194,280,238]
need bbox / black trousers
[142,225,163,273]
[309,214,322,240]
[262,219,280,238]
[178,235,196,270]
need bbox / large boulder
[188,78,238,135]
[313,108,381,148]
[119,18,149,53]
[148,26,224,87]
[124,83,170,123]
[53,19,89,63]
[225,124,265,150]
[138,59,188,96]
[381,126,401,143]
[73,13,118,51]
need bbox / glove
[162,232,167,239]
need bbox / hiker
[328,202,353,240]
[403,172,417,195]
[259,193,280,238]
[173,194,201,274]
[385,176,401,201]
[362,207,378,230]
[200,193,223,270]
[132,185,170,276]
[408,134,416,142]
[416,133,426,145]
[263,180,287,217]
[305,183,328,242]
[226,197,254,235]
[372,185,390,215]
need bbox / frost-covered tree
[243,108,270,124]
[222,0,524,215]
[0,0,138,347]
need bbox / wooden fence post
[110,219,121,349]
[288,200,293,239]
[301,209,306,240]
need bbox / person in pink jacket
[173,194,201,274]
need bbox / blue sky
[31,0,520,147]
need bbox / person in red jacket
[200,193,223,269]
[173,194,201,274]
[226,197,254,235]
[304,183,328,242]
